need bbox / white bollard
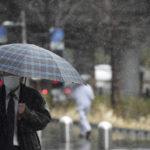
[98,121,112,150]
[60,116,73,142]
[37,130,42,143]
[65,142,71,150]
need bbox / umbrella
[0,43,83,84]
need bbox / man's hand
[18,103,26,114]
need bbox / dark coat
[0,84,51,150]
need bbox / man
[71,82,94,140]
[0,75,51,150]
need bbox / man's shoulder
[21,84,40,95]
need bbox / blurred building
[140,67,150,97]
[94,64,150,97]
[94,64,112,95]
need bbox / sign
[0,26,7,43]
[49,27,65,50]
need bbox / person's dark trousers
[13,146,21,150]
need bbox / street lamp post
[2,10,27,43]
[21,11,27,43]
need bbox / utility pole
[43,0,50,49]
[2,10,27,43]
[21,11,27,43]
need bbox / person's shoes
[79,134,84,138]
[86,131,91,140]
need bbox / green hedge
[44,93,150,120]
[92,95,150,120]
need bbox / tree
[87,0,150,106]
[1,0,150,105]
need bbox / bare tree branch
[61,0,85,27]
[28,0,45,24]
[55,1,65,27]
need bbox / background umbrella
[0,43,83,84]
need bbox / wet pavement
[41,121,150,150]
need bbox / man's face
[3,76,21,91]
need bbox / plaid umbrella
[0,43,83,84]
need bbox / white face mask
[3,76,20,91]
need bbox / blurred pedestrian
[0,75,51,150]
[71,76,94,140]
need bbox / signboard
[49,27,65,50]
[0,26,7,43]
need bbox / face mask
[3,76,20,91]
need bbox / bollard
[98,121,112,150]
[37,130,42,143]
[60,116,73,142]
[65,142,71,150]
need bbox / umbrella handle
[24,77,27,85]
[19,100,23,103]
[18,115,22,120]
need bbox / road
[41,121,150,150]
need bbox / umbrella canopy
[0,43,83,84]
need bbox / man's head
[81,74,91,84]
[3,75,22,91]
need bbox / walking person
[0,75,51,150]
[71,79,94,140]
